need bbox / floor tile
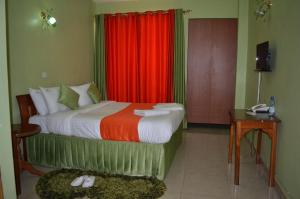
[159,192,181,199]
[182,172,231,197]
[181,192,232,199]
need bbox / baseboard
[247,140,289,199]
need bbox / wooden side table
[0,172,3,199]
[228,109,281,187]
[11,124,44,195]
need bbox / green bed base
[27,127,182,180]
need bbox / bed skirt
[26,126,182,180]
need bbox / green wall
[245,0,300,198]
[8,0,94,123]
[94,0,238,17]
[0,0,16,198]
[94,0,248,109]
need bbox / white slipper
[82,176,95,188]
[70,175,88,187]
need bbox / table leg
[0,174,3,199]
[20,161,44,176]
[11,135,21,195]
[234,123,241,185]
[269,125,277,187]
[20,138,44,176]
[23,138,28,161]
[228,123,234,163]
[256,130,262,164]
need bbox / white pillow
[28,88,49,115]
[71,83,93,107]
[40,86,69,114]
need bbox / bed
[17,94,184,180]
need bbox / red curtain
[105,10,175,103]
[105,13,139,102]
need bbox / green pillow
[58,85,79,110]
[87,83,101,103]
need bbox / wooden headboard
[16,94,37,127]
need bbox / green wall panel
[7,0,94,123]
[245,0,300,198]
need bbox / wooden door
[187,19,237,124]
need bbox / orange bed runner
[100,103,155,142]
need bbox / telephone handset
[250,104,269,112]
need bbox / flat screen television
[256,41,271,71]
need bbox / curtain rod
[105,9,192,16]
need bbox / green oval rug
[36,169,166,199]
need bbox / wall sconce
[255,0,272,20]
[41,9,56,29]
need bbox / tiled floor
[19,127,282,199]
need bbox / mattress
[29,101,184,144]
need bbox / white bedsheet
[29,115,49,133]
[29,101,184,144]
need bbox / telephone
[249,104,270,113]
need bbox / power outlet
[41,72,48,79]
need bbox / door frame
[0,0,17,198]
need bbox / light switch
[41,72,48,79]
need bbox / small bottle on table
[269,96,276,116]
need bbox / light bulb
[48,17,56,25]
